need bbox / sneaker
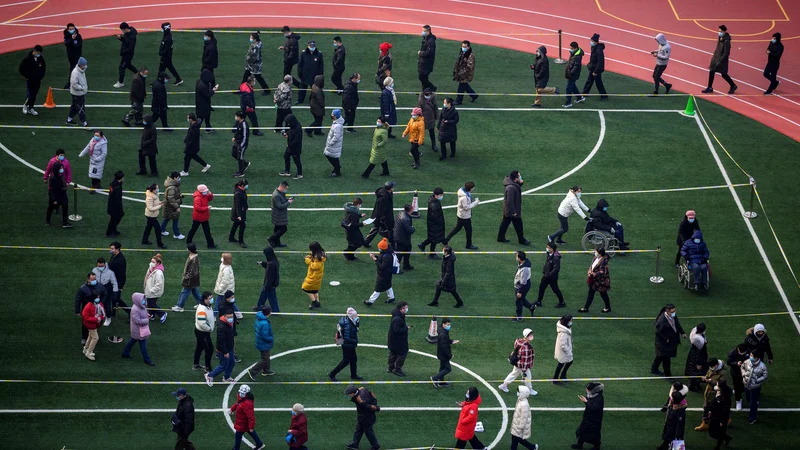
[728,85,738,95]
[530,389,538,396]
[575,97,586,103]
[160,312,168,323]
[85,352,96,361]
[293,174,303,179]
[498,384,509,393]
[736,400,742,411]
[234,356,242,363]
[328,372,338,382]
[179,171,189,177]
[555,302,567,308]
[261,370,275,376]
[205,129,216,134]
[244,162,251,173]
[81,122,89,128]
[224,377,236,383]
[174,234,185,240]
[665,83,672,94]
[174,80,184,86]
[65,118,75,126]
[192,364,204,371]
[510,317,523,322]
[350,375,364,381]
[22,105,28,115]
[431,376,440,388]
[204,374,213,387]
[62,223,73,228]
[171,306,184,312]
[232,172,243,178]
[29,108,39,116]
[701,87,713,94]
[385,298,396,304]
[363,300,373,307]
[161,231,170,236]
[562,103,573,108]
[103,318,111,327]
[465,245,479,250]
[345,444,359,450]
[113,82,124,88]
[201,164,211,173]
[393,369,406,377]
[278,171,291,177]
[427,301,438,306]
[121,119,131,127]
[748,419,756,425]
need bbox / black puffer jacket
[565,47,583,81]
[587,43,605,74]
[120,27,137,57]
[589,198,618,233]
[283,33,301,64]
[130,72,147,104]
[298,48,324,85]
[195,69,215,117]
[231,186,248,222]
[184,119,202,155]
[533,46,550,88]
[418,33,437,74]
[342,79,359,109]
[576,384,604,445]
[107,178,124,216]
[173,395,195,436]
[502,176,522,218]
[387,307,409,354]
[260,247,280,289]
[284,114,303,154]
[438,105,459,143]
[676,216,700,247]
[426,195,445,242]
[343,202,365,248]
[63,28,83,61]
[393,211,415,246]
[374,247,393,292]
[19,51,46,81]
[542,249,561,279]
[159,29,174,61]
[437,326,453,360]
[140,117,157,155]
[437,252,457,292]
[370,187,394,224]
[202,37,218,70]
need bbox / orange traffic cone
[43,87,56,109]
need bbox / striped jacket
[195,304,215,332]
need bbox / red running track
[0,0,798,140]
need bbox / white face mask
[149,262,156,268]
[220,257,224,263]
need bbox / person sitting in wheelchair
[587,198,630,250]
[681,230,709,291]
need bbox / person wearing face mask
[287,403,308,449]
[657,390,686,450]
[238,76,262,137]
[537,241,565,308]
[81,286,107,361]
[510,385,538,450]
[431,318,459,387]
[195,69,219,134]
[675,210,699,267]
[651,304,687,377]
[151,71,173,129]
[499,328,536,394]
[548,185,590,245]
[205,308,237,386]
[393,204,416,270]
[66,57,89,127]
[498,170,531,246]
[695,356,728,431]
[172,387,196,450]
[386,301,410,376]
[231,111,251,178]
[297,40,323,105]
[331,36,346,93]
[122,66,149,126]
[342,198,367,261]
[63,23,82,89]
[107,242,130,326]
[114,22,138,88]
[429,245,464,308]
[142,183,167,249]
[702,25,737,94]
[229,179,249,248]
[274,75,294,131]
[280,115,304,179]
[213,254,237,313]
[377,42,393,90]
[157,22,182,87]
[744,323,774,365]
[137,114,159,176]
[78,130,109,191]
[329,307,362,381]
[417,88,440,152]
[92,257,119,328]
[161,172,185,239]
[553,314,574,383]
[453,40,477,105]
[324,109,345,177]
[588,198,629,250]
[572,382,604,450]
[75,273,104,345]
[708,381,733,449]
[279,26,301,88]
[364,181,395,246]
[144,253,166,323]
[563,42,584,108]
[173,243,202,312]
[201,30,218,86]
[303,243,328,309]
[418,25,438,91]
[187,184,217,249]
[270,181,294,247]
[362,116,390,178]
[454,386,484,449]
[763,32,783,95]
[229,385,265,450]
[242,31,270,96]
[342,73,361,133]
[256,247,281,311]
[193,291,215,372]
[247,306,275,379]
[685,323,709,392]
[379,77,398,138]
[402,108,425,169]
[122,292,154,365]
[307,74,326,137]
[364,237,395,305]
[531,46,558,107]
[437,97,459,160]
[344,384,381,450]
[182,114,211,176]
[681,230,710,290]
[740,350,768,424]
[418,188,446,258]
[19,44,46,116]
[727,343,749,410]
[649,33,672,96]
[44,149,73,186]
[581,34,608,101]
[512,251,535,321]
[45,161,72,227]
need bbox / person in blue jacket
[681,230,710,290]
[380,77,397,139]
[247,306,274,379]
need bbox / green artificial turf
[1,30,799,449]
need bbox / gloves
[615,222,621,227]
[584,216,591,222]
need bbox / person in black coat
[257,246,281,312]
[331,36,346,92]
[115,22,138,86]
[342,73,361,132]
[675,210,700,266]
[437,98,459,159]
[201,30,218,85]
[108,241,129,315]
[158,22,182,85]
[431,318,458,386]
[589,198,629,250]
[651,304,687,377]
[563,42,584,107]
[572,382,604,449]
[393,204,416,270]
[206,308,237,383]
[498,170,531,245]
[531,45,558,107]
[46,161,72,227]
[708,382,733,449]
[365,237,395,305]
[231,111,250,177]
[229,179,249,248]
[19,45,46,115]
[137,115,158,176]
[429,246,463,307]
[281,114,303,178]
[657,391,686,450]
[727,343,749,406]
[345,384,380,449]
[63,23,82,89]
[297,41,324,104]
[764,32,783,94]
[418,188,446,257]
[75,273,105,342]
[123,67,149,126]
[418,25,437,91]
[195,69,217,132]
[181,113,209,175]
[581,34,608,100]
[387,302,410,376]
[151,71,171,129]
[105,172,125,237]
[364,182,396,246]
[279,26,301,87]
[343,198,366,261]
[172,388,196,450]
[536,241,565,307]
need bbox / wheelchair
[581,221,620,256]
[677,257,710,290]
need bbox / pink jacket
[44,156,72,185]
[129,293,151,340]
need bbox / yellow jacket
[403,117,425,145]
[302,255,327,291]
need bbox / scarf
[88,138,98,156]
[386,85,396,105]
[664,312,677,334]
[462,188,472,203]
[146,264,164,281]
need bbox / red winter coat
[81,301,105,330]
[230,395,256,432]
[288,412,308,447]
[192,190,214,222]
[454,394,482,440]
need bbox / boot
[695,420,709,432]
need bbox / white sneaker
[85,352,96,361]
[530,389,538,396]
[161,231,169,236]
[28,108,38,116]
[205,374,213,387]
[201,164,211,173]
[736,400,742,411]
[103,318,111,327]
[498,384,509,393]
[171,306,184,312]
[22,105,28,115]
[174,234,185,240]
[179,171,189,177]
[81,339,86,345]
[113,82,124,88]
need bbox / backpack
[508,346,520,366]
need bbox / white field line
[2,407,799,413]
[694,114,800,336]
[0,105,683,113]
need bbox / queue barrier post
[743,177,758,219]
[554,29,567,64]
[68,183,83,222]
[650,246,665,284]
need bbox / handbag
[140,324,151,339]
[334,323,344,346]
[508,347,520,366]
[671,440,685,450]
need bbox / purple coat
[130,293,151,340]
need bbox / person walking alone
[379,77,397,139]
[418,188,446,258]
[287,403,309,449]
[229,385,265,450]
[763,32,783,95]
[137,115,158,176]
[279,26,301,88]
[431,318,459,387]
[702,25,737,94]
[537,241,565,308]
[19,44,46,116]
[186,184,216,249]
[387,301,410,376]
[280,115,303,179]
[513,251,535,320]
[652,304,687,377]
[548,186,590,245]
[158,22,182,86]
[429,246,464,308]
[329,307,362,381]
[181,113,211,176]
[114,22,138,88]
[453,40,477,104]
[454,387,485,449]
[581,34,607,101]
[78,130,108,191]
[302,242,327,310]
[63,24,82,89]
[142,184,166,249]
[269,181,293,248]
[499,328,537,395]
[340,72,360,133]
[256,247,281,311]
[172,387,196,450]
[231,111,250,178]
[247,306,275,379]
[402,108,425,169]
[363,238,396,305]
[307,75,325,137]
[201,30,218,85]
[571,382,605,449]
[344,384,381,450]
[531,46,557,107]
[438,98,459,160]
[510,385,539,450]
[444,182,480,249]
[361,117,390,178]
[343,198,367,261]
[553,315,574,383]
[418,25,437,91]
[650,34,672,96]
[498,170,531,245]
[229,179,249,248]
[332,36,347,93]
[580,248,611,313]
[297,40,323,105]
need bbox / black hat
[384,181,396,189]
[172,387,187,397]
[34,45,43,52]
[591,33,600,42]
[344,385,358,395]
[719,25,727,32]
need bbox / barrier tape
[0,124,403,130]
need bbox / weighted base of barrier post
[68,214,83,222]
[650,276,665,284]
[554,58,567,64]
[743,211,758,219]
[108,335,124,344]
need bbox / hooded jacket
[283,33,301,64]
[343,202,365,248]
[323,117,345,158]
[69,65,88,96]
[576,383,604,444]
[587,43,605,74]
[231,185,248,222]
[260,247,280,289]
[130,72,147,104]
[159,28,174,61]
[681,230,709,264]
[453,47,475,83]
[589,198,618,233]
[745,325,774,361]
[454,393,482,440]
[655,33,671,66]
[514,258,532,291]
[393,210,415,246]
[141,118,157,155]
[284,114,303,154]
[184,118,202,155]
[533,46,550,88]
[370,186,394,223]
[555,321,573,363]
[144,264,165,298]
[191,189,213,222]
[107,178,124,216]
[767,35,784,65]
[254,311,274,351]
[19,51,46,82]
[387,306,409,354]
[162,176,182,220]
[565,47,583,81]
[151,74,168,112]
[418,32,437,75]
[510,386,532,439]
[271,188,290,226]
[64,27,83,61]
[374,246,394,292]
[438,104,459,143]
[438,252,457,292]
[182,254,201,289]
[245,40,263,74]
[298,47,324,85]
[310,75,326,117]
[79,136,108,179]
[129,293,151,340]
[741,357,768,389]
[144,190,161,218]
[202,37,218,70]
[709,33,731,73]
[173,395,195,437]
[455,187,479,220]
[502,176,523,218]
[119,27,137,57]
[195,69,215,117]
[426,195,445,241]
[370,125,389,164]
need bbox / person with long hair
[302,242,327,309]
[78,129,108,191]
[685,323,709,392]
[554,314,574,382]
[708,381,733,449]
[242,31,270,95]
[144,253,167,323]
[142,183,166,248]
[45,161,72,228]
[580,248,611,313]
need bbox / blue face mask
[201,191,208,196]
[718,32,724,37]
[204,36,209,41]
[444,325,451,330]
[226,317,234,324]
[590,41,596,47]
[602,207,608,211]
[141,298,147,306]
[58,155,65,161]
[376,121,382,127]
[93,136,101,141]
[694,238,701,244]
[90,280,97,285]
[291,411,297,416]
[749,356,756,363]
[94,297,101,303]
[142,74,147,78]
[59,168,65,174]
[771,38,776,44]
[244,185,249,190]
[670,311,677,318]
[569,49,575,54]
[250,39,254,43]
[308,47,316,52]
[568,321,573,327]
[461,47,468,53]
[688,218,695,223]
[69,29,76,34]
[98,266,105,271]
[143,122,148,125]
[422,31,427,37]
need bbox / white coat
[557,190,589,219]
[323,117,345,158]
[555,321,573,363]
[144,267,164,298]
[456,187,480,220]
[79,137,108,180]
[510,385,532,439]
[214,263,235,296]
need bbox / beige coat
[144,190,162,218]
[214,263,235,296]
[456,187,480,220]
[510,386,532,439]
[144,268,164,298]
[555,322,573,363]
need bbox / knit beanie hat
[344,385,358,395]
[78,57,88,66]
[591,33,600,42]
[412,107,423,116]
[292,403,304,413]
[378,238,389,251]
[379,42,392,54]
[332,109,342,119]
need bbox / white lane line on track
[0,105,684,113]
